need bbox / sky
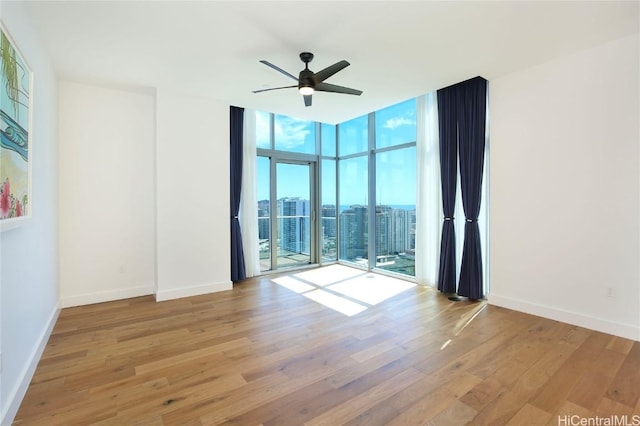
[256,98,417,207]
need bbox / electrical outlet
[606,286,616,298]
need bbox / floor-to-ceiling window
[337,115,369,268]
[337,99,417,277]
[256,98,418,278]
[373,99,417,276]
[256,112,319,272]
[338,155,369,266]
[320,122,338,262]
[257,155,271,271]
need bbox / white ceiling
[23,0,639,124]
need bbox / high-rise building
[279,197,310,255]
[321,204,337,238]
[321,204,337,260]
[340,204,415,265]
[391,207,411,254]
[339,205,368,261]
[257,199,270,241]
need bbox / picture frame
[0,21,32,231]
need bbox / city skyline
[258,197,415,275]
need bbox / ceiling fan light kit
[299,86,314,96]
[253,52,362,107]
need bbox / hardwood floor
[13,268,640,425]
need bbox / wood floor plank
[304,368,427,426]
[547,400,593,426]
[566,372,613,411]
[429,400,478,426]
[160,371,292,425]
[596,397,638,417]
[195,365,346,425]
[116,373,248,422]
[459,376,505,412]
[463,321,590,421]
[222,378,337,426]
[386,371,481,425]
[13,268,640,426]
[606,335,635,354]
[264,344,433,425]
[529,331,611,413]
[341,402,400,426]
[506,403,551,426]
[605,341,640,408]
[468,387,527,424]
[134,337,250,375]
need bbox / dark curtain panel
[230,106,246,282]
[436,87,458,294]
[456,77,487,299]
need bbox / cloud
[383,116,414,130]
[274,116,312,149]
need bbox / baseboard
[60,285,153,308]
[155,280,233,302]
[489,293,640,342]
[1,304,60,426]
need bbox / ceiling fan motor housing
[298,69,315,90]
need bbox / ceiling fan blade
[315,82,362,96]
[314,60,350,82]
[252,85,297,93]
[259,60,299,81]
[303,94,312,107]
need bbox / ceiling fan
[253,52,363,107]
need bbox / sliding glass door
[275,162,313,269]
[258,157,316,271]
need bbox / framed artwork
[0,22,32,229]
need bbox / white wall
[155,90,231,300]
[58,81,156,307]
[490,34,640,341]
[0,2,59,423]
[57,84,232,304]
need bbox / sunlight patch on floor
[292,264,365,287]
[271,264,417,316]
[328,274,416,306]
[303,289,368,317]
[271,276,315,294]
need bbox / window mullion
[368,111,376,271]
